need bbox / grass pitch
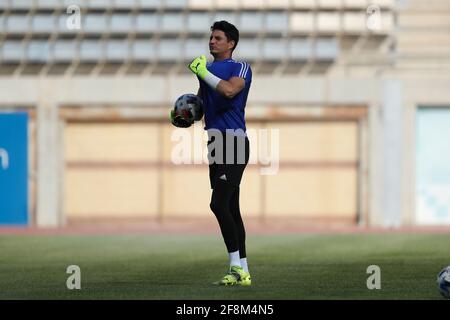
[0,233,448,300]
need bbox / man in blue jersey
[187,21,252,286]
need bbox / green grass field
[0,233,449,300]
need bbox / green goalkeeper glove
[188,55,222,89]
[188,55,208,79]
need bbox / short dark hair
[210,20,239,52]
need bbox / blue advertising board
[416,107,450,225]
[0,113,28,225]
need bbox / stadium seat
[343,12,366,33]
[263,39,287,61]
[216,0,240,9]
[53,41,78,61]
[84,14,109,34]
[85,0,112,9]
[27,41,51,63]
[184,38,208,58]
[80,40,104,61]
[5,15,30,33]
[317,0,342,9]
[233,38,260,61]
[187,13,213,33]
[106,41,130,61]
[266,0,290,9]
[239,12,264,33]
[371,0,394,8]
[315,38,339,60]
[114,0,138,9]
[214,12,238,25]
[161,13,184,33]
[9,0,32,9]
[290,12,315,33]
[110,14,134,33]
[57,15,77,34]
[240,0,265,10]
[135,14,159,33]
[188,0,214,10]
[317,12,341,33]
[36,0,65,9]
[139,0,162,8]
[131,40,156,61]
[289,38,312,60]
[1,41,25,62]
[165,0,188,9]
[31,14,56,34]
[63,0,85,7]
[343,0,367,9]
[266,13,289,34]
[158,39,183,61]
[291,0,316,9]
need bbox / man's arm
[189,55,245,100]
[216,77,245,99]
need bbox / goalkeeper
[188,20,252,286]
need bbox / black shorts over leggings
[207,131,250,189]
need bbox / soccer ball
[170,93,204,128]
[437,266,450,298]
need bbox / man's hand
[188,55,208,79]
[188,55,223,91]
[170,110,191,128]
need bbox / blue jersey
[198,58,252,133]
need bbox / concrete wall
[1,75,450,227]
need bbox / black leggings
[209,180,247,258]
